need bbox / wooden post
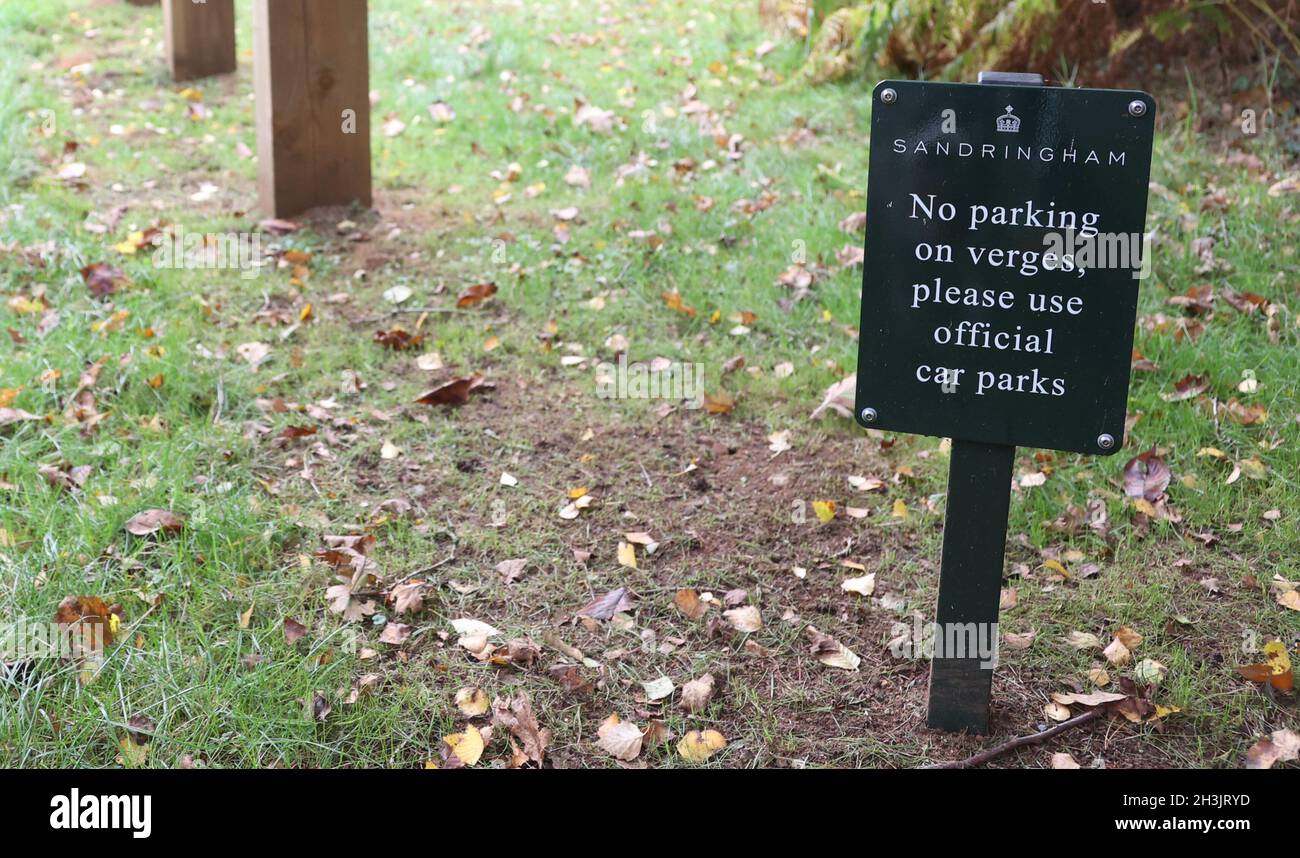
[253,0,372,218]
[924,440,1015,733]
[163,0,236,82]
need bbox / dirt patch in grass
[254,363,1273,768]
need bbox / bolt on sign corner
[855,80,1156,455]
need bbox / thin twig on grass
[358,306,477,324]
[922,707,1105,769]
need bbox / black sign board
[855,80,1156,456]
[854,76,1157,735]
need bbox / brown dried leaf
[577,587,632,621]
[456,282,498,308]
[491,692,551,765]
[1122,449,1170,502]
[283,617,307,643]
[413,374,488,407]
[80,262,128,297]
[679,673,716,713]
[124,508,185,537]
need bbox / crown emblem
[996,105,1020,133]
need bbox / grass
[0,0,1297,769]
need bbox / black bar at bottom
[926,439,1015,733]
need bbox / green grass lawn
[0,0,1297,769]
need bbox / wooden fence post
[253,0,372,218]
[163,0,237,82]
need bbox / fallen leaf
[1133,658,1167,685]
[577,587,632,621]
[677,729,726,763]
[414,374,488,407]
[0,407,42,427]
[723,605,761,633]
[311,691,331,722]
[454,686,490,717]
[1114,627,1143,649]
[456,282,498,308]
[841,573,876,596]
[491,693,551,765]
[1160,373,1210,402]
[1051,690,1127,706]
[810,374,855,420]
[442,726,485,767]
[1123,449,1171,502]
[80,262,128,297]
[235,341,272,370]
[680,673,715,713]
[811,499,837,523]
[124,508,185,537]
[596,713,643,761]
[495,558,528,583]
[1245,729,1300,769]
[379,622,411,645]
[1043,701,1072,721]
[642,676,674,702]
[673,589,707,620]
[1103,637,1131,666]
[390,582,423,615]
[806,626,860,670]
[1065,631,1102,649]
[374,328,424,350]
[283,617,307,642]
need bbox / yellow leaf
[811,500,837,523]
[1263,640,1292,675]
[617,540,637,569]
[568,486,588,500]
[0,388,19,407]
[677,729,726,763]
[891,498,909,519]
[239,603,254,629]
[454,686,490,716]
[703,390,735,414]
[118,735,149,767]
[1043,559,1068,575]
[1114,626,1143,648]
[8,296,44,315]
[443,727,485,766]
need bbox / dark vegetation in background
[765,0,1298,152]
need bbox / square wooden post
[163,0,236,82]
[253,0,372,218]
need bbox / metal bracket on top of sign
[975,71,1044,86]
